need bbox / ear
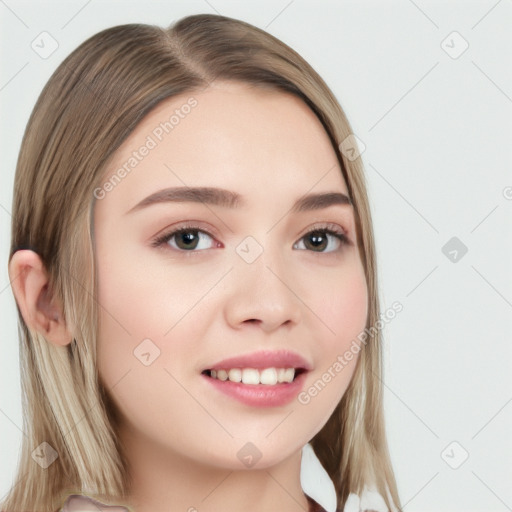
[8,250,72,346]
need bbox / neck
[118,423,311,512]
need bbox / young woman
[2,13,401,512]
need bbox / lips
[202,349,312,373]
[201,349,311,407]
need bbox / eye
[152,224,219,252]
[293,223,351,253]
[151,222,351,254]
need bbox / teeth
[259,368,277,385]
[283,368,295,382]
[228,368,242,382]
[242,368,261,385]
[277,368,287,382]
[208,367,296,385]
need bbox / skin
[9,81,368,512]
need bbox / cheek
[294,264,368,432]
[314,261,368,350]
[93,237,165,389]
[93,250,227,456]
[93,239,215,394]
[332,274,368,343]
[303,261,367,394]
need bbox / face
[93,81,368,471]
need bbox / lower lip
[202,371,308,407]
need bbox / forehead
[99,80,348,211]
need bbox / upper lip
[204,350,312,371]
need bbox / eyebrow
[125,186,352,215]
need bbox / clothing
[60,494,340,511]
[60,494,374,512]
[300,443,391,512]
[59,443,390,512]
[307,493,341,512]
[307,490,393,512]
[60,493,388,512]
[60,494,128,511]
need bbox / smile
[203,367,307,385]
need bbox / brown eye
[304,230,330,251]
[294,228,349,253]
[153,226,217,251]
[173,230,202,250]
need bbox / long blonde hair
[3,13,401,512]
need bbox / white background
[1,1,511,511]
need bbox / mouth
[201,367,309,407]
[200,350,312,407]
[201,367,308,385]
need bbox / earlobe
[8,250,72,346]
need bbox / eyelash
[151,221,352,255]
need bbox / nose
[223,242,302,333]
